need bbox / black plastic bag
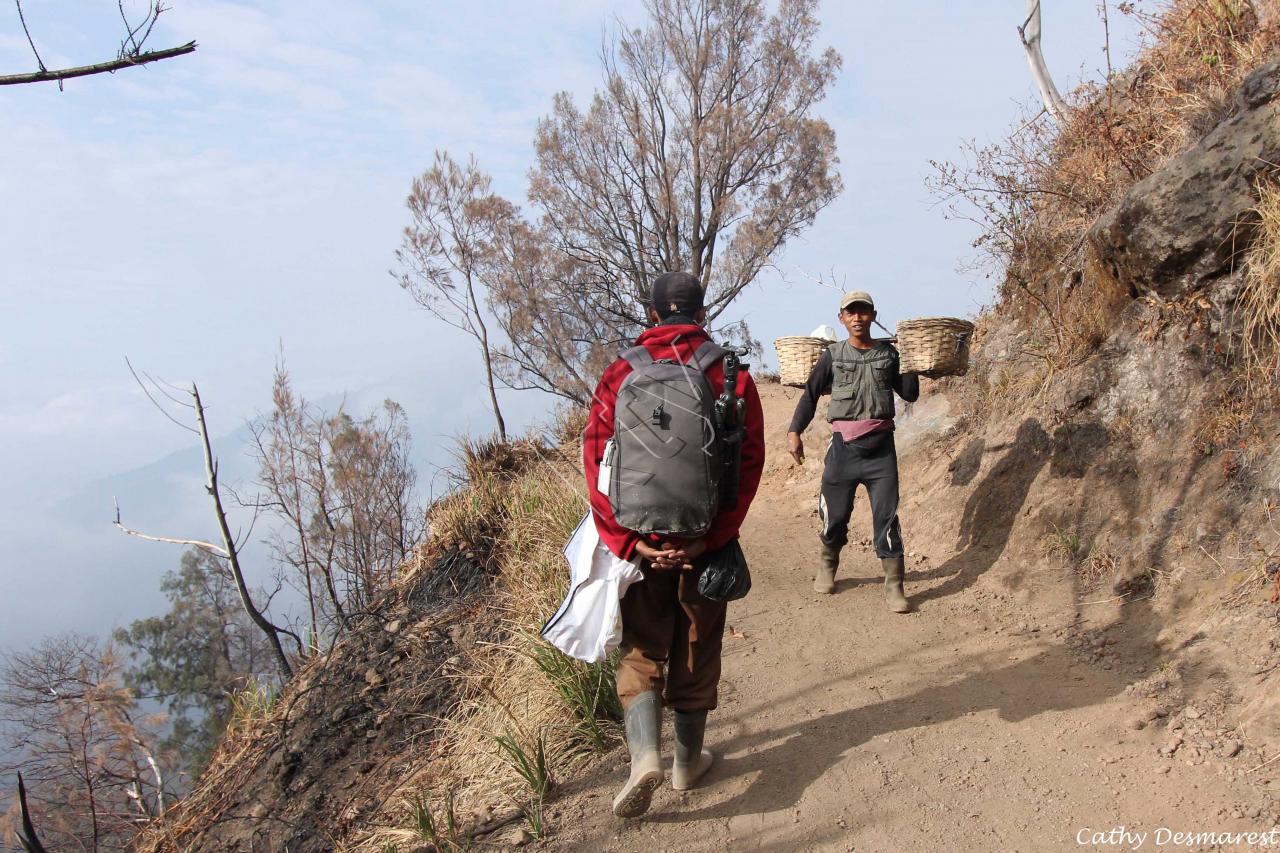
[696,539,751,602]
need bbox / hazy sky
[0,1,1146,651]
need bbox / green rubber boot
[882,555,910,613]
[612,692,663,818]
[672,710,715,791]
[815,544,839,594]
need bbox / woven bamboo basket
[895,317,975,377]
[774,336,830,386]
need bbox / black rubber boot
[882,555,910,613]
[612,691,663,817]
[815,544,839,594]
[672,710,715,790]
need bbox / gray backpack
[605,340,729,536]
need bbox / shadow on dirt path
[646,608,1162,826]
[548,384,1274,852]
[912,419,1052,605]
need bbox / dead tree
[396,152,512,441]
[409,0,843,404]
[114,364,297,679]
[2,1,196,88]
[527,0,843,327]
[1018,0,1070,123]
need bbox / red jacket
[583,322,766,560]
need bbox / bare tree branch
[116,362,296,678]
[125,357,198,434]
[14,1,46,74]
[5,0,195,87]
[396,152,513,439]
[112,497,228,557]
[191,383,294,678]
[0,40,197,86]
[1018,0,1070,123]
[3,638,166,850]
[399,1,840,403]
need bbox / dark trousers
[818,431,905,558]
[616,565,727,712]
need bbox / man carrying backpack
[787,290,920,611]
[583,271,765,819]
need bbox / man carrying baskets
[786,290,920,611]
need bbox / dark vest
[826,340,898,421]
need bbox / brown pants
[616,565,727,712]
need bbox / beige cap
[839,289,875,311]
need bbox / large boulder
[1089,60,1280,300]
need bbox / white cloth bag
[541,513,644,664]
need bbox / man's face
[839,303,876,337]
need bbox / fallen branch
[0,40,196,86]
[469,808,525,841]
[1199,545,1227,577]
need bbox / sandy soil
[536,381,1279,853]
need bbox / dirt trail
[543,382,1277,852]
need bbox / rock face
[1089,60,1280,300]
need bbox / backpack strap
[620,346,655,369]
[689,340,730,372]
[622,341,726,371]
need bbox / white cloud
[0,384,151,437]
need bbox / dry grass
[222,676,278,741]
[1062,0,1274,190]
[1039,527,1121,590]
[1107,409,1139,446]
[1215,499,1280,606]
[1241,178,1280,387]
[453,434,553,487]
[1190,358,1279,484]
[1082,549,1120,589]
[131,654,330,851]
[549,402,589,445]
[1040,523,1084,562]
[363,434,618,850]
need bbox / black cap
[650,271,704,319]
